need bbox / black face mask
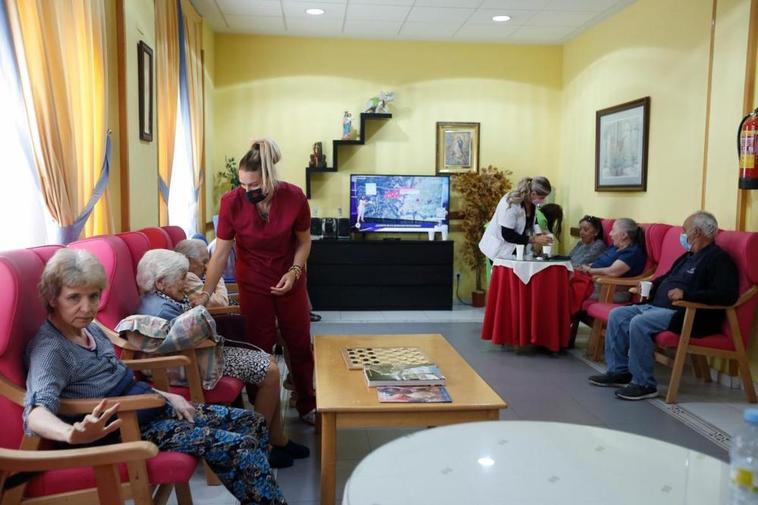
[246,188,266,204]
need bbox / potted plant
[453,165,512,307]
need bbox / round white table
[342,421,729,505]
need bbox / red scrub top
[217,181,311,295]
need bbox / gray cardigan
[569,239,607,267]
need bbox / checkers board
[341,346,430,370]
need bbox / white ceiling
[192,0,637,44]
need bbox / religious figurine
[342,111,352,140]
[309,141,327,168]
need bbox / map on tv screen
[350,175,450,232]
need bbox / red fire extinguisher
[739,107,758,189]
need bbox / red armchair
[0,248,197,505]
[654,229,758,403]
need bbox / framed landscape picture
[595,97,650,191]
[137,41,153,142]
[436,122,480,174]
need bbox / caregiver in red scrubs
[200,138,316,423]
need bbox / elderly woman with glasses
[135,249,308,469]
[24,248,287,504]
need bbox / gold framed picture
[435,122,480,174]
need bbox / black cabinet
[307,240,453,310]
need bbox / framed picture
[595,97,650,191]
[435,122,480,174]
[137,41,153,142]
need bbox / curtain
[156,0,181,225]
[7,0,110,243]
[182,0,205,229]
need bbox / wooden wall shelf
[305,112,391,199]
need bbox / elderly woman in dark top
[569,215,607,267]
[24,248,286,505]
[135,249,307,468]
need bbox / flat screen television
[350,174,450,233]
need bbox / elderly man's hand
[667,288,684,301]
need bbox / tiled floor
[169,305,749,505]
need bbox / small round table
[342,421,728,505]
[482,259,573,352]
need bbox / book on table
[363,363,446,387]
[376,385,452,403]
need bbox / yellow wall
[213,35,563,295]
[122,0,159,230]
[560,0,712,227]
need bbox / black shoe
[588,372,633,387]
[615,383,658,401]
[274,440,310,459]
[310,312,322,322]
[269,446,294,468]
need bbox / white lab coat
[479,197,526,261]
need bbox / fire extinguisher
[739,107,758,189]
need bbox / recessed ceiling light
[492,15,511,22]
[306,8,325,15]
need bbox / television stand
[307,240,453,310]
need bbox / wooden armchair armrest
[0,441,158,472]
[122,355,192,370]
[58,394,165,415]
[594,276,652,286]
[672,285,758,311]
[208,305,240,316]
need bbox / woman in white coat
[479,176,553,260]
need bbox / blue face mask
[679,233,692,251]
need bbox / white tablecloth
[492,258,573,284]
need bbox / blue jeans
[605,304,676,388]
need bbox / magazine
[377,385,452,403]
[363,363,446,387]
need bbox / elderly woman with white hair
[135,249,309,469]
[24,248,287,504]
[174,238,228,307]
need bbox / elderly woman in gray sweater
[24,248,286,504]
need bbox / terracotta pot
[471,290,486,307]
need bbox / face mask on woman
[246,188,266,204]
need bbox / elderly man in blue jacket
[589,210,739,400]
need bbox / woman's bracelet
[199,290,211,301]
[288,264,303,280]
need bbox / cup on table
[542,245,552,258]
[515,244,525,261]
[639,280,653,299]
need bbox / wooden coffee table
[314,334,507,505]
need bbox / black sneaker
[615,383,658,401]
[588,372,633,387]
